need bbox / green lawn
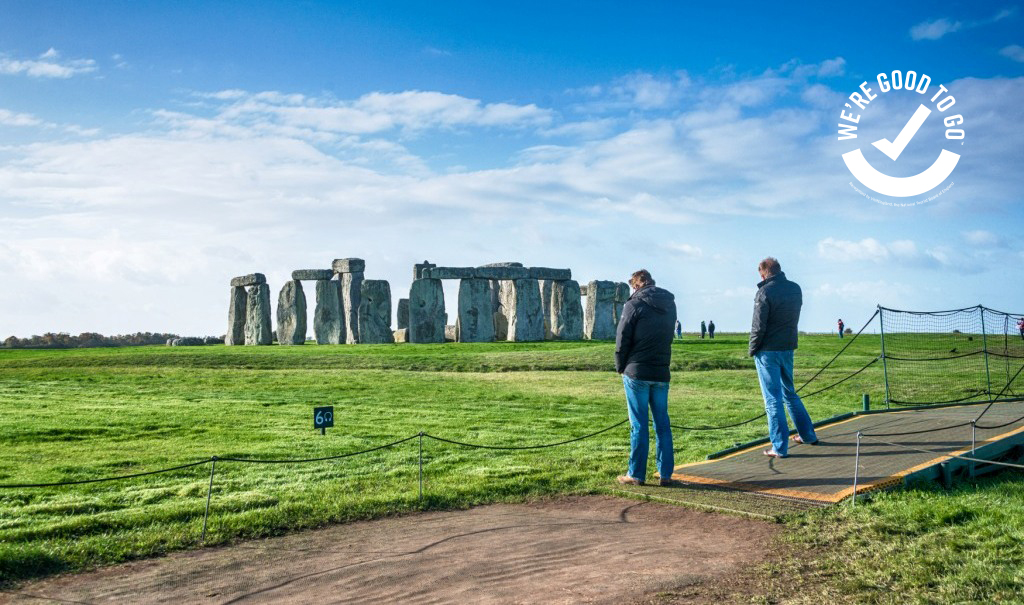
[2,334,1022,602]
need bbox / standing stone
[358,280,394,344]
[397,298,410,330]
[614,282,631,323]
[244,283,272,345]
[340,272,363,344]
[408,278,446,343]
[314,279,344,344]
[491,280,508,341]
[584,280,617,340]
[413,260,436,280]
[550,280,584,341]
[226,286,247,346]
[276,280,307,345]
[539,279,553,339]
[503,279,545,342]
[457,278,495,343]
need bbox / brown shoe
[617,475,645,486]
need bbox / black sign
[314,406,334,430]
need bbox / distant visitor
[837,318,845,339]
[749,257,817,458]
[674,319,682,339]
[700,320,707,339]
[615,269,678,487]
[707,320,715,339]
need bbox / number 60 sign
[314,406,334,435]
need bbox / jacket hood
[632,285,675,314]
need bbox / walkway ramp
[671,400,1024,503]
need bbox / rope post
[202,456,217,544]
[980,305,993,400]
[877,307,891,410]
[852,432,862,508]
[970,421,977,478]
[418,432,424,505]
[862,394,870,412]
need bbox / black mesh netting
[880,306,1024,405]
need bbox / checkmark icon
[872,104,931,161]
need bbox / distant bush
[2,332,181,349]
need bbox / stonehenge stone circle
[358,279,394,344]
[550,279,584,341]
[502,279,545,342]
[292,269,333,281]
[413,261,436,280]
[276,280,307,345]
[409,278,446,343]
[397,298,410,330]
[584,280,617,340]
[539,279,553,339]
[314,279,344,344]
[230,273,265,287]
[244,283,273,345]
[226,286,247,346]
[333,258,365,344]
[457,278,495,342]
[614,282,631,323]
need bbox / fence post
[418,432,424,505]
[852,432,862,507]
[980,305,993,400]
[862,394,870,412]
[877,306,891,410]
[202,456,218,543]
[970,421,977,478]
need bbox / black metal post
[418,432,424,504]
[852,432,862,507]
[202,456,217,543]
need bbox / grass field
[2,333,1023,602]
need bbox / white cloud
[1000,44,1024,62]
[666,243,703,258]
[963,230,1005,247]
[0,49,96,78]
[910,18,962,40]
[0,108,44,127]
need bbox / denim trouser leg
[755,351,816,455]
[623,375,674,481]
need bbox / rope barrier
[796,309,878,392]
[424,419,629,450]
[859,435,1024,471]
[217,435,419,463]
[0,459,211,489]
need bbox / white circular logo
[838,70,964,203]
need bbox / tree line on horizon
[1,332,183,349]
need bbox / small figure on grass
[1018,317,1024,341]
[749,257,818,459]
[616,269,678,487]
[708,320,715,339]
[674,319,682,339]
[700,320,707,339]
[837,318,845,339]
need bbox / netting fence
[879,305,1024,406]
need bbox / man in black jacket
[749,257,817,458]
[615,269,677,486]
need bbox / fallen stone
[550,280,584,341]
[313,279,344,344]
[457,278,495,343]
[276,280,307,345]
[397,298,410,330]
[476,266,531,280]
[291,269,333,281]
[332,258,366,274]
[340,272,363,344]
[502,279,545,342]
[584,280,617,340]
[358,279,394,344]
[427,267,478,279]
[529,267,572,280]
[244,283,273,345]
[226,286,247,346]
[230,273,266,287]
[444,324,457,342]
[408,278,445,343]
[393,328,408,343]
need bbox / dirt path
[3,496,778,605]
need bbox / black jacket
[615,286,677,382]
[748,272,802,356]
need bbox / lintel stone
[230,273,266,287]
[332,258,366,274]
[292,269,333,281]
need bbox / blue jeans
[622,374,674,482]
[754,350,816,456]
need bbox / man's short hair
[758,257,782,276]
[630,269,655,288]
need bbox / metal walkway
[670,400,1024,503]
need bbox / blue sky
[0,1,1022,336]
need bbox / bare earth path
[2,496,778,605]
